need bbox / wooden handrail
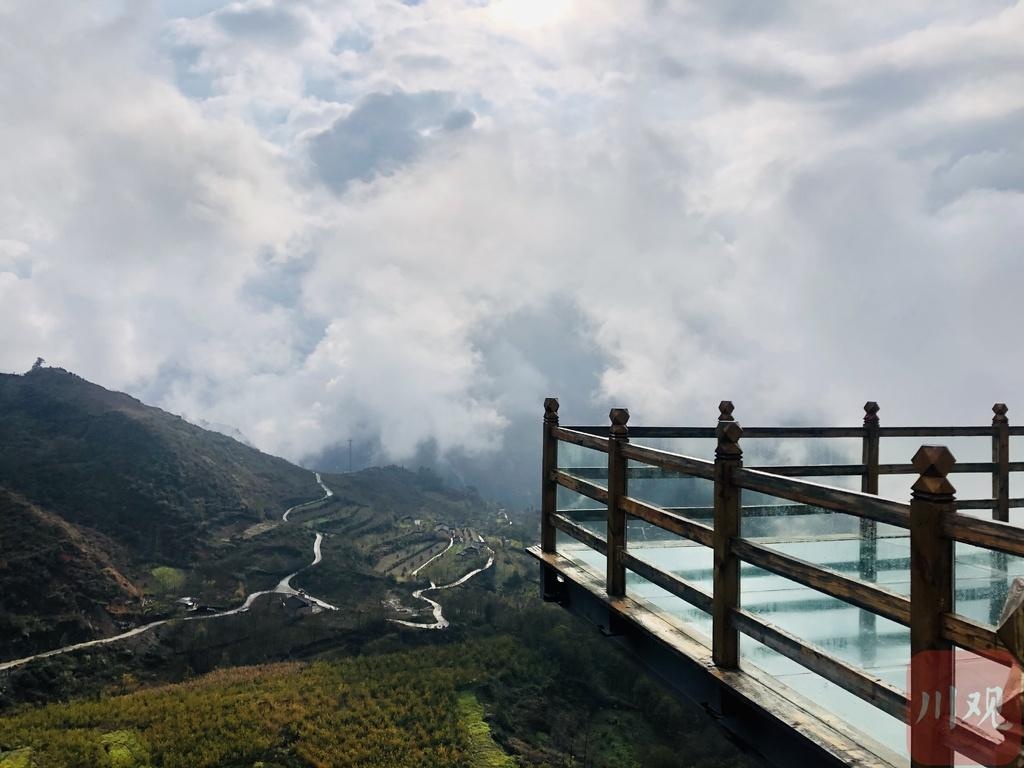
[942,512,1024,558]
[623,552,713,614]
[619,442,715,479]
[729,607,909,721]
[541,399,1024,768]
[746,464,865,477]
[554,426,608,452]
[732,468,911,528]
[552,470,608,504]
[877,426,995,437]
[550,513,607,555]
[566,424,1016,439]
[941,613,1002,659]
[731,538,910,625]
[620,496,715,548]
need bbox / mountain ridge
[0,366,320,562]
[0,366,324,660]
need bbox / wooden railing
[539,398,1024,768]
[559,400,1019,517]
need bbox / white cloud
[2,0,1024,501]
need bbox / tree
[30,357,45,371]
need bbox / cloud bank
[2,0,1023,503]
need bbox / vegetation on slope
[0,369,761,767]
[0,367,332,660]
[0,627,754,768]
[0,490,143,661]
[0,367,319,563]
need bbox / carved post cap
[716,419,743,459]
[609,408,629,437]
[719,401,735,421]
[911,445,956,498]
[993,403,1009,424]
[544,397,559,421]
[864,402,880,424]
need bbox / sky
[1,1,1023,503]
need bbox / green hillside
[0,368,327,661]
[0,630,754,768]
[0,369,761,767]
[0,490,143,662]
[0,368,319,563]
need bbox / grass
[99,731,152,768]
[458,692,515,768]
[0,750,33,768]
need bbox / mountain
[0,367,320,563]
[0,367,324,660]
[0,369,760,768]
[0,489,143,661]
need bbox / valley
[0,369,756,768]
[1,471,501,670]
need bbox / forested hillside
[0,490,143,661]
[0,369,761,767]
[0,368,333,660]
[0,368,319,562]
[0,626,754,768]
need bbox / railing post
[607,408,629,598]
[541,397,559,554]
[859,403,881,655]
[993,403,1009,523]
[713,401,743,669]
[990,404,1010,624]
[909,445,957,768]
[860,401,880,579]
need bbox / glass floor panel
[558,534,1023,762]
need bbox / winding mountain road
[410,537,454,577]
[282,472,333,521]
[389,547,495,631]
[0,472,337,673]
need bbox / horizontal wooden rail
[729,608,909,721]
[949,498,1024,511]
[568,463,1024,481]
[749,464,865,477]
[550,513,607,555]
[554,427,609,452]
[941,613,1003,659]
[731,539,911,626]
[563,504,824,521]
[623,552,713,613]
[620,443,716,480]
[567,424,1018,439]
[620,496,715,548]
[565,425,715,438]
[565,425,867,439]
[733,468,911,528]
[957,499,999,511]
[552,471,609,504]
[877,426,995,437]
[563,466,702,480]
[740,427,866,438]
[942,513,1024,558]
[877,461,1024,474]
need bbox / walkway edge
[527,546,906,768]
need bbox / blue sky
[2,1,1023,498]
